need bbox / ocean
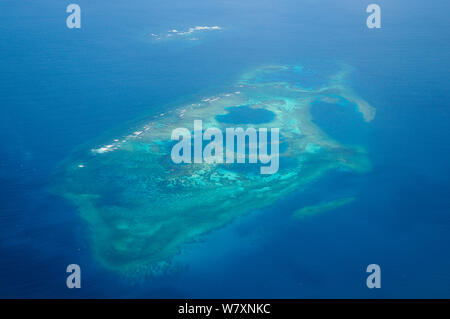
[0,0,449,298]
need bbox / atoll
[53,64,375,276]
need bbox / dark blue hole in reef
[215,105,275,124]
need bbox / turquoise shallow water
[0,0,450,298]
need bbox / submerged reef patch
[53,64,375,276]
[293,197,356,219]
[215,104,276,124]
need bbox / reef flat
[53,64,375,276]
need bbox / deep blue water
[1,0,449,298]
[216,105,276,124]
[311,100,370,146]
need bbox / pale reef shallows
[53,64,375,276]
